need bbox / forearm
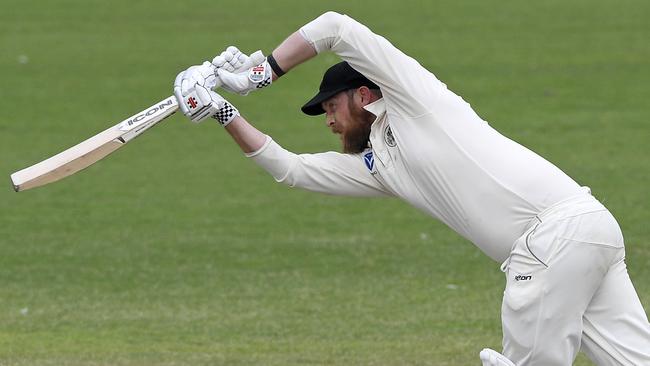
[224,115,267,153]
[268,31,317,80]
[221,23,319,151]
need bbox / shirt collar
[363,97,386,118]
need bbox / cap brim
[300,87,348,116]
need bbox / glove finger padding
[211,48,265,83]
[173,71,190,115]
[212,55,229,71]
[213,46,243,72]
[225,46,247,70]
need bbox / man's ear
[358,86,373,105]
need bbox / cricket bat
[10,96,179,192]
[10,50,265,192]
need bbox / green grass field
[1,1,648,365]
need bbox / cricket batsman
[173,12,650,365]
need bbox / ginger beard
[340,95,375,154]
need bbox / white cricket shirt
[247,12,584,262]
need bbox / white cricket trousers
[500,191,650,365]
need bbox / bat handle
[213,50,265,89]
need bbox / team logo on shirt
[384,125,397,147]
[363,151,375,173]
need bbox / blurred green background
[1,1,648,365]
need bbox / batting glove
[173,63,239,126]
[215,50,272,96]
[212,46,250,72]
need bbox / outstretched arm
[173,13,399,196]
[268,12,445,116]
[222,114,389,197]
[172,64,387,197]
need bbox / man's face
[321,90,375,154]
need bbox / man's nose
[325,117,335,127]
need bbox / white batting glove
[173,63,239,125]
[215,51,271,96]
[479,348,516,366]
[212,46,249,72]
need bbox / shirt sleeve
[246,136,391,197]
[299,11,446,117]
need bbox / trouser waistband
[524,187,606,232]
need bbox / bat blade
[10,96,179,192]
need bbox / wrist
[212,101,239,127]
[267,53,286,78]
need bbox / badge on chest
[363,150,377,175]
[384,125,397,147]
